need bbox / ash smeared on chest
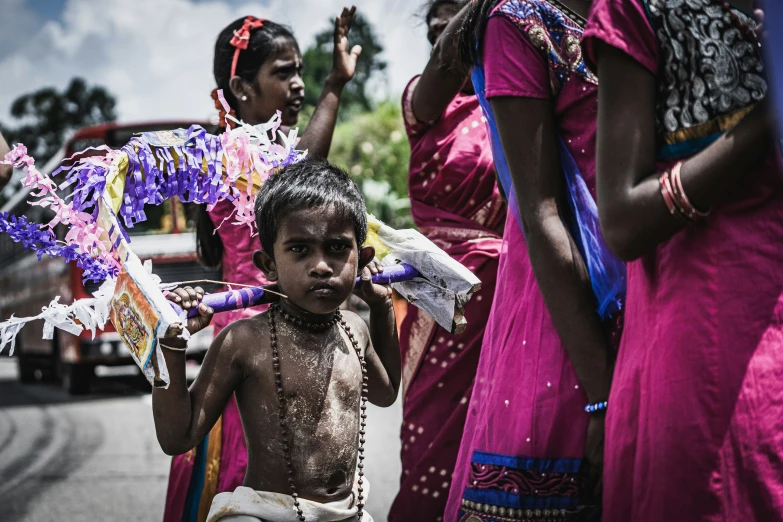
[276,322,364,488]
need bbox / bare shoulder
[339,310,370,345]
[215,310,272,364]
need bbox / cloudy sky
[0,0,432,125]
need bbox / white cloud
[0,0,430,125]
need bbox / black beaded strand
[337,313,368,519]
[268,304,368,521]
[277,306,339,331]
[268,306,305,521]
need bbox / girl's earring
[241,95,248,101]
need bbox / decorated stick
[172,263,421,318]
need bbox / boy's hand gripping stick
[170,263,421,318]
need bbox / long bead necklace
[268,304,367,521]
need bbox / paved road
[0,359,402,522]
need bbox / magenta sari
[387,76,505,522]
[445,2,610,520]
[584,1,783,520]
[163,199,267,522]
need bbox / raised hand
[330,6,362,86]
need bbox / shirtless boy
[151,160,400,522]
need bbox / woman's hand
[329,6,362,86]
[164,286,213,338]
[585,412,605,497]
[354,260,393,308]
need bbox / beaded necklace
[268,303,367,521]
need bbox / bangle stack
[584,400,608,414]
[659,161,711,224]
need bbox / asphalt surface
[0,359,402,522]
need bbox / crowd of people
[4,0,778,521]
[159,0,783,520]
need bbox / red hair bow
[230,16,265,77]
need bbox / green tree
[0,78,117,164]
[328,101,413,229]
[302,12,387,115]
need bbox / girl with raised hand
[583,1,783,520]
[388,1,506,520]
[445,0,620,520]
[165,8,362,522]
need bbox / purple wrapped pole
[358,262,419,287]
[170,263,420,318]
[169,286,268,318]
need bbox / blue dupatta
[471,64,625,319]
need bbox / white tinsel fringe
[0,277,117,357]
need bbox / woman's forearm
[411,4,471,123]
[298,76,346,159]
[523,211,613,404]
[596,44,775,260]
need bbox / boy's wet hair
[254,160,368,255]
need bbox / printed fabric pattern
[495,0,597,95]
[644,0,767,158]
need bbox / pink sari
[387,76,505,522]
[163,199,268,522]
[584,1,783,520]
[446,2,607,520]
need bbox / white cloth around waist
[207,476,372,522]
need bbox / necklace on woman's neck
[268,304,367,521]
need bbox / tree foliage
[328,101,413,229]
[1,78,117,164]
[302,12,387,115]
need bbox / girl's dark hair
[254,160,368,256]
[196,17,298,268]
[213,18,297,112]
[458,0,501,71]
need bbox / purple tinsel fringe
[2,122,304,284]
[54,125,303,230]
[0,212,117,283]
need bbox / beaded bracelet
[584,401,608,414]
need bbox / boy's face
[254,205,371,315]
